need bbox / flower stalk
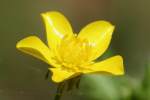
[54,82,65,100]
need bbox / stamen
[54,34,93,72]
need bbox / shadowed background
[0,0,149,100]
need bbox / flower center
[56,35,93,71]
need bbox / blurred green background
[0,0,150,100]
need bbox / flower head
[16,11,124,83]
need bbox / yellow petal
[16,36,53,65]
[41,11,73,50]
[83,55,124,75]
[78,21,115,61]
[49,68,79,83]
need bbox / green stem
[54,82,65,100]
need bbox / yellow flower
[16,11,124,83]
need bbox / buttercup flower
[16,11,124,83]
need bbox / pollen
[55,35,92,71]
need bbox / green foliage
[131,64,150,100]
[77,74,132,100]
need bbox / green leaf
[131,63,150,100]
[77,74,132,100]
[140,63,150,99]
